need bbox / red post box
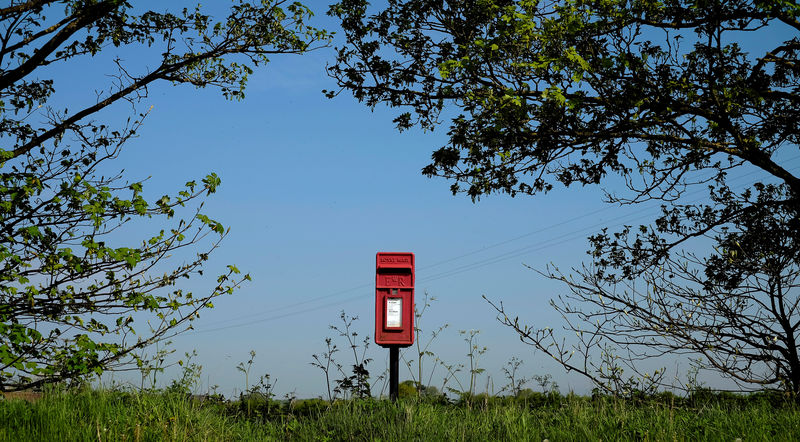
[375,252,414,347]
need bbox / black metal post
[389,346,399,401]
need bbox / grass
[1,388,799,441]
[0,388,279,441]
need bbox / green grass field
[1,388,799,441]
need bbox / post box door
[375,252,414,347]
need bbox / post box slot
[378,267,411,275]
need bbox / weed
[402,291,449,395]
[135,339,177,391]
[167,350,203,395]
[311,337,339,402]
[500,356,529,397]
[330,311,372,399]
[460,329,487,398]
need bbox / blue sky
[133,47,622,396]
[42,1,798,398]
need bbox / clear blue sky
[47,1,796,398]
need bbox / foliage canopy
[0,0,327,391]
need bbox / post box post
[389,347,399,401]
[375,252,415,400]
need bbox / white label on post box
[386,298,402,328]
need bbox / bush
[290,398,328,417]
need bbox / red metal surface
[375,252,415,347]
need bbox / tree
[0,0,327,392]
[327,0,800,395]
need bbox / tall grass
[284,395,800,441]
[2,388,799,441]
[0,388,280,441]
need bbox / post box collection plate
[375,252,414,347]
[386,298,402,328]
